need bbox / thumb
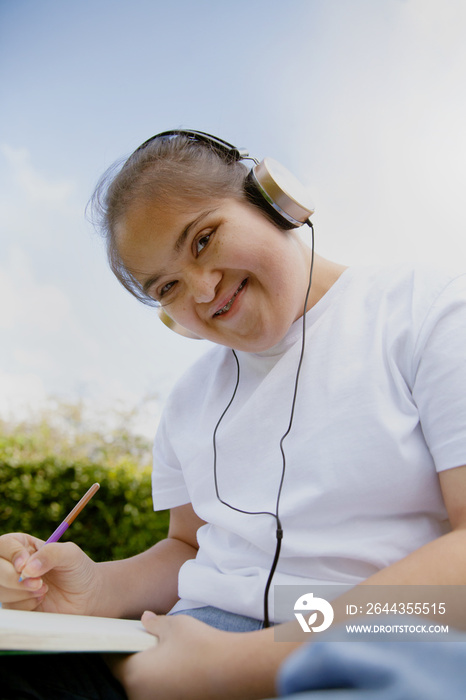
[21,541,81,578]
[141,610,164,638]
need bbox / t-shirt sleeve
[412,273,466,472]
[151,405,191,511]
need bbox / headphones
[133,129,315,337]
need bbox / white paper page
[0,608,157,652]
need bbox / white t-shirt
[152,265,466,622]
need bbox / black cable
[212,220,315,627]
[263,220,315,626]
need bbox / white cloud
[0,247,71,332]
[0,245,104,406]
[289,0,466,272]
[0,145,205,420]
[0,144,74,205]
[403,0,466,48]
[0,144,81,255]
[0,370,48,421]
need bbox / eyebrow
[141,209,216,295]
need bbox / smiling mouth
[213,279,248,317]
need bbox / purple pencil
[45,482,100,544]
[18,483,100,581]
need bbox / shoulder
[327,265,466,361]
[343,263,466,318]
[344,262,458,294]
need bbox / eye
[194,229,214,256]
[158,280,177,300]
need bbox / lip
[212,278,248,318]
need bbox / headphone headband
[134,129,249,163]
[131,128,314,227]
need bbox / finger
[141,610,158,625]
[140,611,205,637]
[140,610,189,642]
[0,550,46,613]
[141,610,163,638]
[0,582,48,606]
[0,533,43,575]
[2,591,47,612]
[20,541,81,579]
[0,548,42,592]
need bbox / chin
[203,313,294,353]
[227,329,289,353]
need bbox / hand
[107,612,280,700]
[0,532,101,616]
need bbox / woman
[1,130,466,699]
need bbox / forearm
[362,528,466,586]
[92,536,196,619]
[315,527,466,633]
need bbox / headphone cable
[212,219,315,627]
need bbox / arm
[111,465,466,700]
[111,613,298,700]
[0,503,205,620]
[358,464,466,586]
[94,503,205,618]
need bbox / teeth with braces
[214,280,247,316]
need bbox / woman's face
[115,197,312,352]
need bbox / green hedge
[0,459,169,561]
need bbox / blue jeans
[170,604,265,631]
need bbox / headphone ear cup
[158,308,202,339]
[244,158,315,229]
[244,171,296,230]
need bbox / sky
[1,0,466,436]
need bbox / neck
[305,253,348,313]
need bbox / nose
[185,267,221,304]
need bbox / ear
[158,308,203,340]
